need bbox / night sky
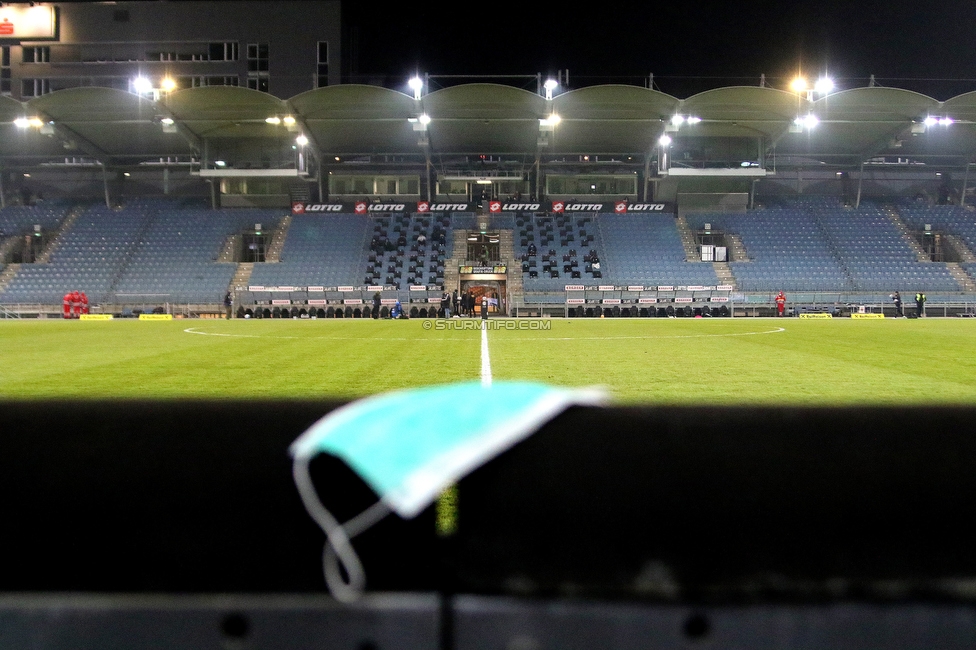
[342,1,976,99]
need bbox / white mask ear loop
[292,454,391,602]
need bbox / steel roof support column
[961,162,971,208]
[643,155,651,202]
[101,163,111,209]
[855,161,865,208]
[0,169,6,209]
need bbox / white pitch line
[480,322,492,387]
[183,325,787,342]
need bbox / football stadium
[4,2,976,648]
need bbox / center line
[480,322,492,387]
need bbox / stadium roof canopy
[3,83,976,171]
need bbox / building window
[22,46,51,64]
[208,42,238,62]
[246,43,269,72]
[1,47,10,95]
[246,43,269,93]
[317,41,329,88]
[22,78,51,97]
[175,75,240,89]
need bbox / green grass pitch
[2,317,976,404]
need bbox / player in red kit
[71,290,82,318]
[775,291,786,317]
[62,292,72,319]
[80,291,89,315]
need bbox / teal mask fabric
[290,380,606,601]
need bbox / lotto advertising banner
[291,201,474,215]
[549,200,675,214]
[489,201,542,213]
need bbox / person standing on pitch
[372,292,382,319]
[775,291,786,317]
[915,292,926,318]
[892,291,903,317]
[224,291,233,319]
[481,295,489,320]
[452,289,459,317]
[441,290,451,318]
[62,292,71,319]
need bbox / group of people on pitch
[890,291,926,317]
[62,290,90,318]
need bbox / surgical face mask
[291,380,606,602]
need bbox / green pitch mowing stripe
[0,319,481,399]
[2,318,976,404]
[486,318,976,405]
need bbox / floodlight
[659,134,672,146]
[539,114,560,132]
[686,116,702,124]
[265,116,281,125]
[13,117,30,128]
[409,76,424,100]
[419,113,431,125]
[160,117,175,125]
[814,77,834,94]
[282,115,296,126]
[159,77,177,93]
[544,78,558,100]
[790,77,808,93]
[214,160,227,167]
[939,117,954,126]
[132,77,153,94]
[923,116,938,127]
[671,115,685,126]
[793,114,819,130]
[296,134,308,146]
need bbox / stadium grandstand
[5,80,976,318]
[3,3,976,321]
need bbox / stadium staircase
[946,262,976,292]
[884,204,932,262]
[497,229,522,301]
[713,261,736,288]
[216,233,239,263]
[264,215,292,263]
[674,215,700,262]
[677,214,737,286]
[0,235,20,264]
[229,262,255,293]
[33,204,84,264]
[0,203,83,295]
[105,208,158,297]
[726,233,750,262]
[442,229,469,292]
[0,264,21,294]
